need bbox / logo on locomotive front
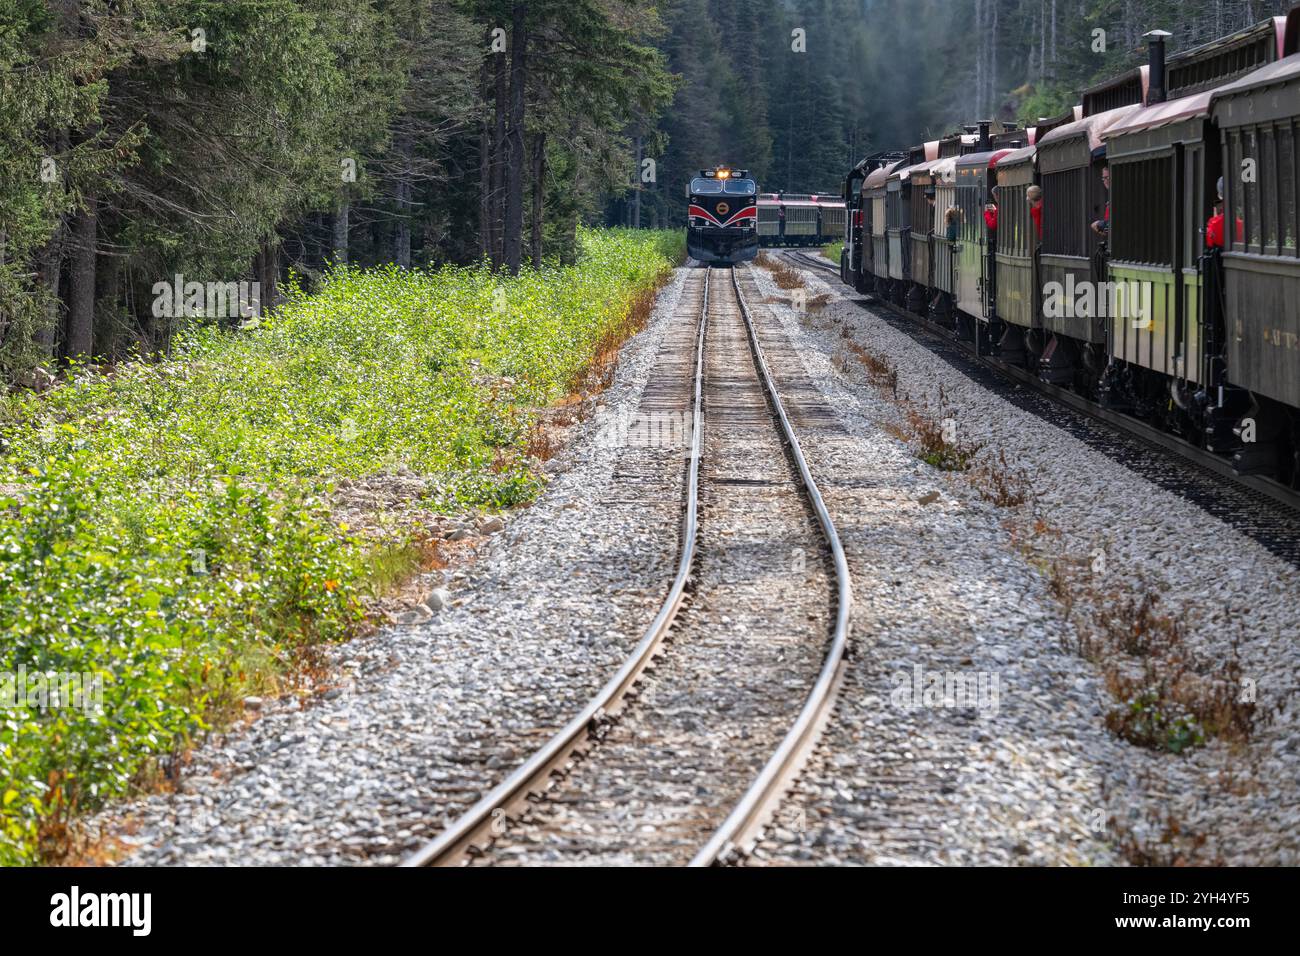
[716,202,730,216]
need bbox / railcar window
[1262,128,1278,253]
[958,179,980,242]
[1244,129,1261,252]
[1281,125,1297,253]
[1187,146,1204,261]
[1228,132,1244,252]
[910,184,930,234]
[1041,167,1087,258]
[1112,157,1174,267]
[1008,183,1030,258]
[723,180,756,195]
[691,179,723,194]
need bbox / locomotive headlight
[717,169,730,179]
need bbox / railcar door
[955,167,985,318]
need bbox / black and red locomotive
[687,167,759,264]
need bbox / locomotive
[839,9,1300,489]
[687,167,759,264]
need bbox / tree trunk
[395,132,413,269]
[478,53,493,261]
[633,134,642,229]
[990,0,999,116]
[255,240,280,314]
[503,4,528,276]
[35,226,65,360]
[65,197,97,361]
[491,40,508,268]
[96,253,120,354]
[1051,0,1057,70]
[530,131,546,267]
[333,200,349,266]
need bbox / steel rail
[782,248,1300,514]
[688,264,854,867]
[401,269,712,867]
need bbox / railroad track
[402,264,851,867]
[781,249,1300,565]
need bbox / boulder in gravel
[424,588,451,612]
[917,491,941,506]
[479,516,505,535]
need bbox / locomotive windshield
[691,178,724,194]
[723,179,756,195]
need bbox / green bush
[0,227,683,863]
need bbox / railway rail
[782,248,1300,564]
[402,264,851,867]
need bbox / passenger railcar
[831,7,1300,488]
[755,193,847,248]
[842,152,907,291]
[687,167,759,265]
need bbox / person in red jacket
[1091,164,1110,238]
[983,197,998,232]
[1027,185,1043,239]
[1205,176,1243,249]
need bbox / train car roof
[909,156,959,183]
[995,144,1036,167]
[1081,65,1149,116]
[1102,89,1214,140]
[1210,50,1300,104]
[863,160,903,189]
[931,156,958,182]
[954,148,1015,170]
[1170,15,1288,69]
[1037,103,1142,152]
[888,162,919,183]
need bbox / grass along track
[0,228,683,865]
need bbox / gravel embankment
[747,256,1299,866]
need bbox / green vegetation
[821,241,843,264]
[0,1,674,378]
[0,227,682,865]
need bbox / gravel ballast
[746,256,1299,866]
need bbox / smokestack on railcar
[977,121,991,150]
[1145,29,1172,104]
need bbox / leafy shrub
[0,227,683,863]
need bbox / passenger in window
[983,191,998,233]
[1090,165,1110,238]
[945,206,961,242]
[1027,185,1043,240]
[1205,176,1243,250]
